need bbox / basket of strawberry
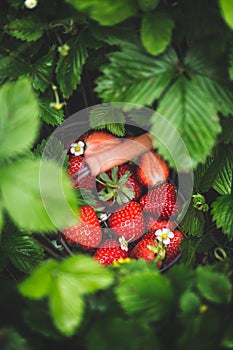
[61,129,185,271]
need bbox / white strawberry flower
[70,141,85,156]
[119,236,128,252]
[155,228,174,245]
[24,0,38,9]
[99,213,110,222]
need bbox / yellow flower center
[162,233,168,240]
[74,145,81,152]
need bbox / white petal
[77,141,85,147]
[163,238,170,245]
[155,229,162,237]
[168,231,174,239]
[162,228,171,234]
[157,236,163,242]
[74,150,83,156]
[70,143,78,148]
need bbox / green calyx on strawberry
[97,164,142,206]
[130,228,184,267]
[130,232,166,267]
[140,182,179,219]
[62,205,102,249]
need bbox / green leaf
[141,12,174,56]
[96,44,176,106]
[179,237,199,267]
[180,290,201,315]
[137,0,159,11]
[180,203,205,236]
[220,117,233,143]
[184,47,233,116]
[213,146,233,195]
[0,54,29,80]
[115,270,174,321]
[197,147,226,193]
[219,0,233,29]
[49,276,84,336]
[19,254,113,336]
[0,200,4,233]
[31,49,56,92]
[86,317,161,350]
[56,34,88,98]
[66,0,136,26]
[5,16,43,42]
[0,328,29,350]
[39,99,64,126]
[197,266,232,304]
[153,76,221,170]
[19,259,59,299]
[0,79,39,160]
[1,232,44,273]
[0,159,78,232]
[222,323,233,349]
[229,45,233,80]
[211,195,233,239]
[89,105,126,137]
[60,255,113,294]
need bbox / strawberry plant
[0,0,233,349]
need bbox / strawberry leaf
[19,254,113,336]
[197,266,232,304]
[95,44,176,106]
[65,0,136,26]
[115,270,174,322]
[138,0,159,11]
[5,16,44,42]
[180,202,205,237]
[19,259,59,299]
[211,194,233,239]
[219,0,233,30]
[0,79,40,160]
[89,105,126,137]
[152,75,221,170]
[213,146,233,195]
[0,159,78,232]
[49,276,84,336]
[39,99,64,126]
[0,231,44,273]
[179,290,201,315]
[141,12,174,56]
[56,34,88,99]
[31,48,56,93]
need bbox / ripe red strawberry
[85,131,121,157]
[137,151,169,187]
[62,206,102,249]
[97,164,142,205]
[107,201,145,241]
[164,229,184,265]
[146,216,176,232]
[140,182,179,219]
[93,238,128,266]
[130,232,164,267]
[68,155,95,190]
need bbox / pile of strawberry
[62,130,184,269]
